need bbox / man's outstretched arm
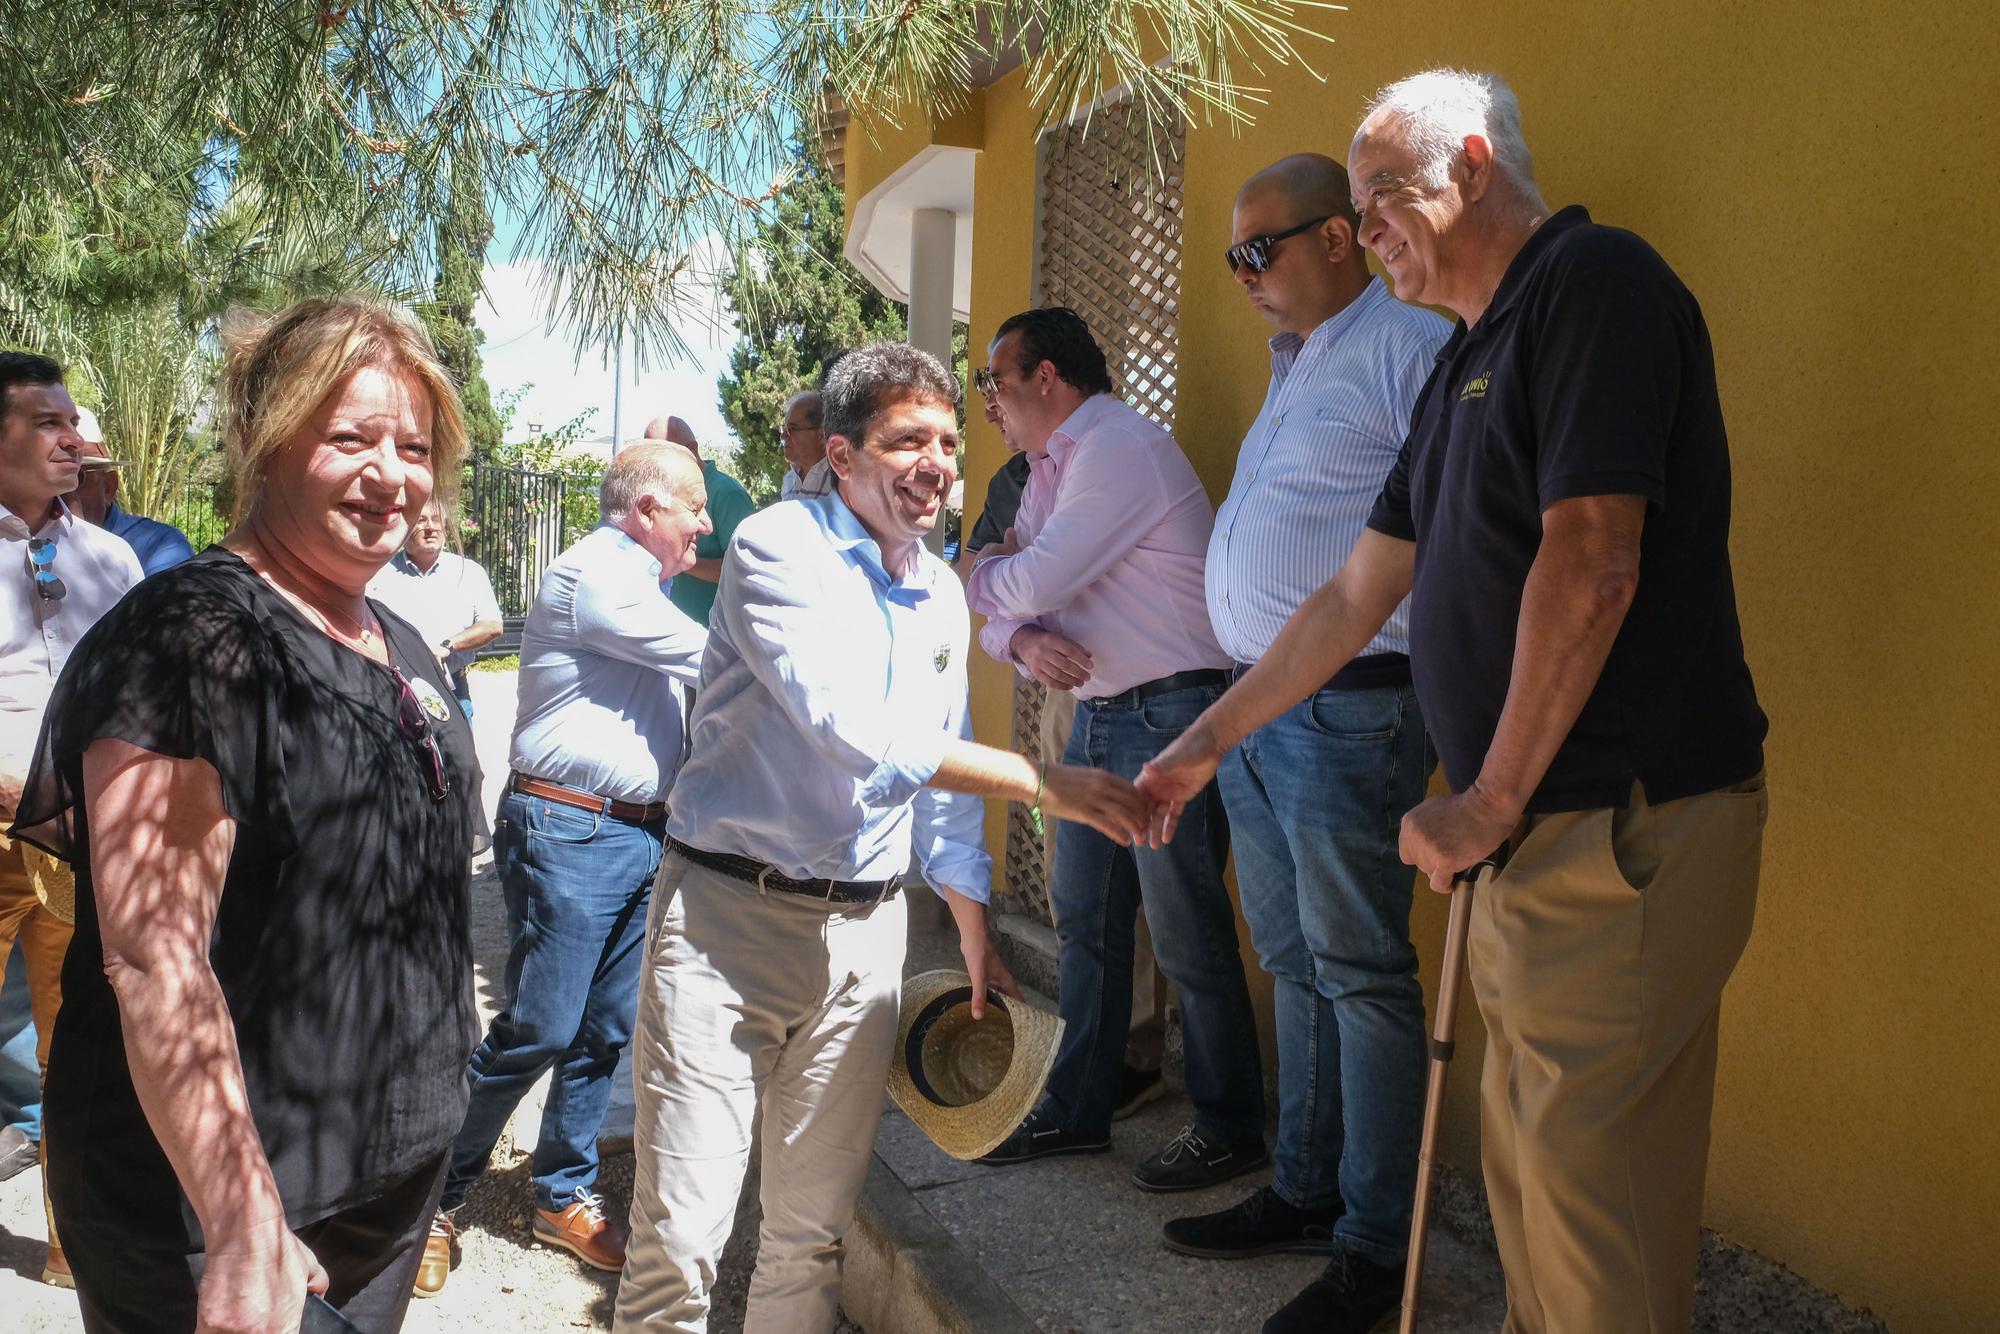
[1137,527,1415,841]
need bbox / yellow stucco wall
[846,5,2000,1328]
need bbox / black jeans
[66,1152,447,1334]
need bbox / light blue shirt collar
[806,488,934,607]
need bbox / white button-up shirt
[368,549,502,677]
[508,525,706,804]
[779,457,835,502]
[1206,277,1451,663]
[966,394,1230,698]
[665,490,991,900]
[2,501,143,793]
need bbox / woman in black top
[10,297,480,1333]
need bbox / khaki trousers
[1040,690,1164,1070]
[615,854,908,1334]
[0,832,71,1259]
[1470,776,1765,1334]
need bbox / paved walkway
[891,907,1509,1334]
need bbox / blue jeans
[0,943,39,1136]
[1043,684,1264,1143]
[1219,681,1432,1264]
[442,792,664,1212]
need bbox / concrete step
[850,905,1893,1334]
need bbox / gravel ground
[0,670,860,1332]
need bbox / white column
[907,208,957,555]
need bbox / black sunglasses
[1223,215,1331,275]
[27,537,65,603]
[390,666,450,803]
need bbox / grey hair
[821,342,959,446]
[598,442,701,523]
[1359,68,1542,204]
[784,389,824,428]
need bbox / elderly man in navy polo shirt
[1144,69,1769,1334]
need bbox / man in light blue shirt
[616,343,1153,1334]
[422,443,712,1296]
[1156,155,1451,1328]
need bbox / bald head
[642,414,700,457]
[1230,153,1373,336]
[1236,154,1361,233]
[599,441,704,522]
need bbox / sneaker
[412,1210,458,1298]
[532,1189,627,1272]
[978,1107,1111,1165]
[1262,1248,1406,1334]
[1111,1065,1166,1121]
[1133,1124,1270,1193]
[0,1126,36,1183]
[1162,1184,1341,1259]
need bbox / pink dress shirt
[965,394,1231,699]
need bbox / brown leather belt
[509,772,667,824]
[666,837,900,906]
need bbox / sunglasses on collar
[27,537,65,603]
[1223,215,1331,275]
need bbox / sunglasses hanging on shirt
[27,536,65,603]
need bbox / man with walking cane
[1140,68,1768,1334]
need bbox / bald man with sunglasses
[1157,156,1450,1303]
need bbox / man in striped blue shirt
[1162,154,1450,1325]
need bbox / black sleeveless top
[13,547,479,1245]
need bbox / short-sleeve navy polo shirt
[1367,206,1766,813]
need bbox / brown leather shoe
[531,1191,626,1272]
[41,1241,74,1289]
[413,1210,457,1298]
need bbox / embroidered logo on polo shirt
[934,644,952,673]
[1459,370,1493,401]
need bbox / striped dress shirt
[1205,277,1452,664]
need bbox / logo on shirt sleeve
[934,643,953,673]
[1458,370,1493,401]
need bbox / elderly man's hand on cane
[1397,782,1521,894]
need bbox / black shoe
[1111,1065,1166,1121]
[1262,1248,1406,1334]
[1132,1124,1269,1193]
[0,1126,37,1183]
[1162,1184,1341,1258]
[978,1107,1111,1165]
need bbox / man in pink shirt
[966,308,1264,1189]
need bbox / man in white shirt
[777,390,834,501]
[418,444,711,1296]
[614,343,1152,1333]
[0,352,143,1288]
[368,497,504,716]
[1147,156,1449,1329]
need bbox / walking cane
[1398,846,1510,1334]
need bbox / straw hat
[23,844,76,925]
[887,969,1064,1161]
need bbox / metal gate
[464,459,568,618]
[1002,99,1189,921]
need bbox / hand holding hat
[888,970,1065,1161]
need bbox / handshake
[1031,722,1222,850]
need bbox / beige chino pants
[614,854,908,1334]
[1471,775,1767,1334]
